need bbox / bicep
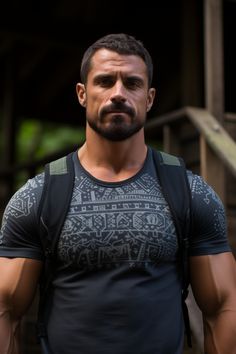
[0,257,43,319]
[190,252,236,317]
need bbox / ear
[146,88,156,112]
[76,83,86,107]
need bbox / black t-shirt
[0,147,231,354]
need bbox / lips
[106,109,128,114]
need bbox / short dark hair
[80,33,153,88]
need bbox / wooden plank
[163,125,181,155]
[200,135,225,202]
[181,139,200,166]
[204,0,224,121]
[145,108,187,133]
[225,112,236,123]
[186,107,236,179]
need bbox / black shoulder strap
[38,151,75,256]
[151,148,192,347]
[36,151,75,351]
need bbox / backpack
[36,147,193,353]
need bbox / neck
[78,127,147,182]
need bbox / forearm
[0,258,42,354]
[0,307,21,354]
[204,310,236,354]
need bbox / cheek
[85,95,103,117]
[136,97,149,114]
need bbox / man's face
[76,49,155,141]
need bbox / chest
[57,173,178,269]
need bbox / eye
[94,75,114,87]
[125,77,143,90]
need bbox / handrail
[225,112,236,123]
[145,106,236,178]
[145,107,187,129]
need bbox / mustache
[100,102,135,118]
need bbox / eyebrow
[93,73,145,84]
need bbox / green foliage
[17,119,85,162]
[35,123,85,159]
[17,119,41,162]
[14,119,85,188]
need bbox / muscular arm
[0,257,43,354]
[190,252,236,354]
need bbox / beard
[86,102,145,142]
[87,115,144,141]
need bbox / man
[0,33,236,354]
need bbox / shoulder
[1,172,45,229]
[8,172,44,211]
[0,172,45,259]
[187,170,224,208]
[186,171,230,255]
[187,170,226,227]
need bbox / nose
[110,81,126,103]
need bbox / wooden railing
[145,106,236,177]
[145,106,236,204]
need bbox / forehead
[89,48,148,77]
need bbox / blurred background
[0,0,236,353]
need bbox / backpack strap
[151,148,192,347]
[38,151,75,255]
[36,151,75,351]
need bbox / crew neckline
[73,146,151,187]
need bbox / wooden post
[204,0,225,201]
[204,0,224,121]
[200,135,225,202]
[163,125,181,156]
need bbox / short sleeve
[0,173,45,260]
[188,173,231,256]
